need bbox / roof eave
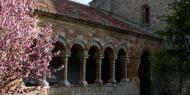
[35,8,163,41]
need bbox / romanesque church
[29,0,171,95]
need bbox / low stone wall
[47,80,139,95]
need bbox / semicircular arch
[103,42,116,55]
[58,37,69,51]
[88,40,103,54]
[70,39,87,51]
[138,45,153,59]
[116,43,129,57]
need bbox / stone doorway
[139,50,151,95]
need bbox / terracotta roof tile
[35,0,131,30]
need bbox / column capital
[94,55,104,59]
[108,56,117,61]
[120,56,129,61]
[60,54,71,58]
[79,54,89,59]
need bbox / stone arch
[86,45,101,84]
[116,43,129,58]
[58,37,69,52]
[101,42,116,83]
[68,43,86,85]
[103,42,116,55]
[70,39,87,51]
[52,41,67,53]
[48,41,67,85]
[115,49,125,82]
[138,46,153,61]
[88,40,103,54]
[115,44,128,82]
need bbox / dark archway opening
[68,44,83,85]
[116,49,126,82]
[139,50,151,95]
[48,42,65,85]
[102,47,113,83]
[86,46,99,84]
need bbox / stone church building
[30,0,172,95]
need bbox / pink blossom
[0,0,57,94]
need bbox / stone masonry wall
[91,0,174,31]
[90,0,112,12]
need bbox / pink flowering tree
[0,0,57,94]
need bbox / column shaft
[43,71,49,87]
[95,56,103,84]
[61,54,70,86]
[108,57,116,83]
[79,55,88,86]
[121,57,128,81]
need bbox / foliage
[151,50,180,95]
[151,0,190,94]
[0,0,57,94]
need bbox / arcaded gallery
[24,0,162,95]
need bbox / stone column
[108,56,117,83]
[121,57,129,82]
[21,79,26,88]
[79,54,89,86]
[94,55,104,85]
[43,72,49,87]
[61,54,70,86]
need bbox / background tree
[151,0,190,95]
[0,0,57,94]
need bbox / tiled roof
[35,0,131,29]
[35,0,156,36]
